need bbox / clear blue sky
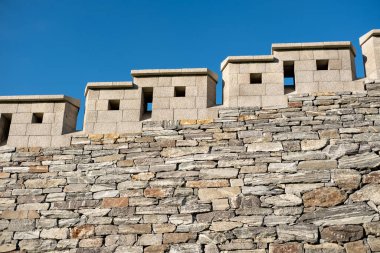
[1,0,379,129]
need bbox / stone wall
[2,82,380,252]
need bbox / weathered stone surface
[298,160,337,170]
[321,225,363,243]
[40,228,68,239]
[303,187,346,207]
[364,221,380,236]
[299,203,377,226]
[247,142,283,152]
[161,146,209,157]
[301,139,328,151]
[277,224,319,243]
[245,170,330,185]
[210,221,242,231]
[198,187,241,201]
[350,184,380,204]
[331,169,361,190]
[70,225,95,239]
[199,168,238,179]
[367,237,380,251]
[344,240,369,253]
[169,243,201,253]
[268,162,297,173]
[119,224,151,234]
[263,194,302,207]
[323,143,359,159]
[304,243,345,253]
[363,171,380,184]
[101,197,129,208]
[25,178,66,188]
[338,152,380,169]
[269,243,303,253]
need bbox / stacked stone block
[131,68,219,121]
[221,56,288,108]
[360,29,380,80]
[272,42,363,93]
[1,81,380,252]
[0,95,79,148]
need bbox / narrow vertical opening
[108,100,120,110]
[284,61,295,94]
[142,87,153,120]
[0,113,12,145]
[174,86,186,97]
[250,73,262,84]
[316,59,329,70]
[31,113,43,124]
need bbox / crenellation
[0,30,380,147]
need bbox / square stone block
[86,89,99,99]
[31,103,54,113]
[197,108,219,119]
[26,124,52,136]
[314,70,340,82]
[300,50,314,60]
[158,77,172,86]
[99,89,124,100]
[96,100,110,111]
[196,97,208,109]
[174,109,197,120]
[266,83,284,95]
[262,73,283,84]
[172,76,196,86]
[117,122,142,133]
[28,135,52,148]
[340,70,354,81]
[318,82,344,92]
[124,89,141,100]
[7,135,29,148]
[120,99,141,110]
[238,96,261,107]
[9,124,27,136]
[0,104,19,114]
[51,135,71,147]
[133,77,158,87]
[94,122,117,134]
[238,74,250,84]
[343,81,365,92]
[296,82,319,94]
[85,111,97,123]
[153,98,170,109]
[152,109,173,121]
[239,63,266,74]
[329,59,342,70]
[261,95,288,108]
[195,76,208,86]
[274,51,300,61]
[265,62,283,73]
[295,60,316,71]
[186,86,198,97]
[122,110,141,122]
[295,71,314,83]
[17,104,32,113]
[313,49,339,59]
[97,111,123,123]
[170,97,195,109]
[154,87,174,98]
[239,84,265,96]
[12,113,33,124]
[85,99,96,111]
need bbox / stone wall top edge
[271,41,356,56]
[220,55,275,71]
[359,29,380,45]
[0,95,80,108]
[131,68,218,82]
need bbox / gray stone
[277,224,319,243]
[263,194,302,207]
[338,152,380,169]
[299,203,377,226]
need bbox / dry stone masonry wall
[2,82,380,252]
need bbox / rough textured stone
[269,243,303,253]
[350,184,380,204]
[198,187,241,201]
[277,224,319,243]
[321,225,364,243]
[338,152,380,169]
[263,194,302,207]
[302,187,346,207]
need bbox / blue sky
[1,0,379,129]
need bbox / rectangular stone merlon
[85,81,133,96]
[360,29,380,80]
[221,55,275,71]
[272,41,356,56]
[0,95,80,108]
[131,68,218,82]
